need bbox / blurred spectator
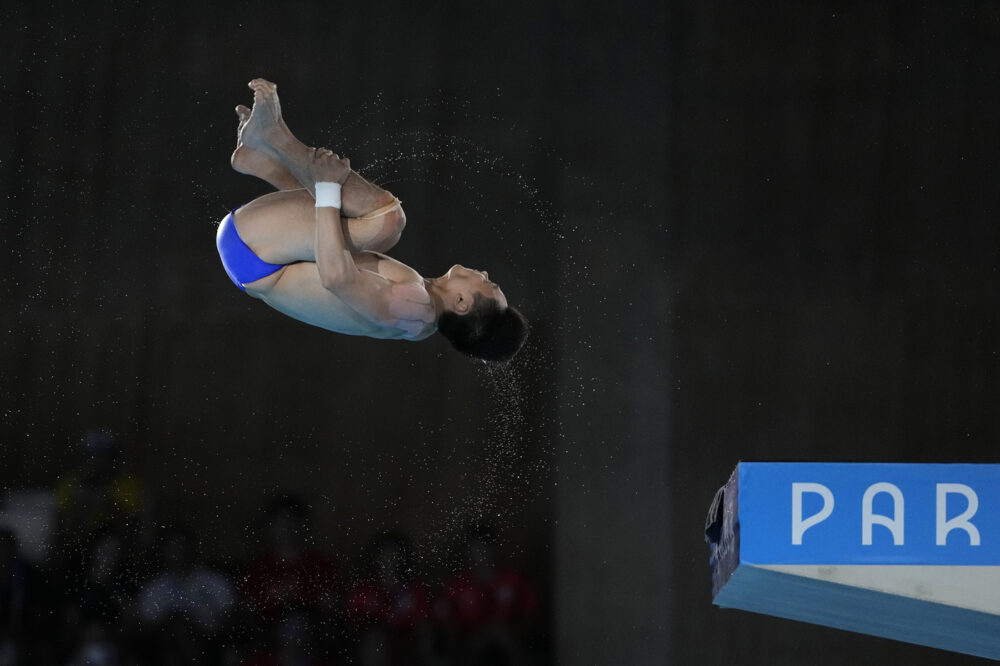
[62,619,123,666]
[76,524,140,626]
[136,524,235,634]
[0,527,51,665]
[346,531,434,665]
[240,495,339,621]
[53,430,146,559]
[237,609,331,666]
[0,490,58,565]
[435,523,538,665]
[51,523,141,666]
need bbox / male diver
[217,79,528,362]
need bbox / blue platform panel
[706,462,1000,660]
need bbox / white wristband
[315,182,342,209]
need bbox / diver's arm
[311,149,357,289]
[315,204,358,289]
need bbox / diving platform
[705,463,1000,660]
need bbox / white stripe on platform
[757,564,1000,615]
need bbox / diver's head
[435,265,529,363]
[436,264,508,311]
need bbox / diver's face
[444,264,508,309]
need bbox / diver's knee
[373,205,405,242]
[378,209,406,251]
[380,230,404,253]
[389,205,407,238]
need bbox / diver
[217,79,528,362]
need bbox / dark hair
[437,295,529,362]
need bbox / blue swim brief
[216,209,284,291]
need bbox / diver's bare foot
[231,104,277,176]
[240,78,287,151]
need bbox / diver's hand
[311,148,351,184]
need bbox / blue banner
[739,463,1000,565]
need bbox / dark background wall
[667,4,1000,665]
[2,1,998,664]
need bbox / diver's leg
[231,105,301,191]
[233,188,404,261]
[239,79,399,219]
[232,106,397,217]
